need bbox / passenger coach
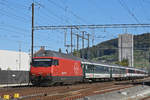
[82,61,148,81]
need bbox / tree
[73,50,80,57]
[116,59,129,66]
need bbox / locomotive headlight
[32,74,35,76]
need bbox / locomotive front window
[32,58,52,67]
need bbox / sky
[0,0,150,53]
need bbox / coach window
[86,64,91,73]
[122,69,126,74]
[99,65,105,73]
[129,69,134,73]
[94,66,101,73]
[95,66,102,73]
[104,66,109,74]
[99,66,104,73]
[85,65,90,73]
[113,68,117,74]
[85,65,88,70]
[114,68,120,74]
[88,65,94,73]
[118,68,121,74]
[124,69,126,74]
[115,68,119,74]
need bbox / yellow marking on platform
[14,93,20,98]
[3,95,10,100]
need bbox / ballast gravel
[77,85,150,100]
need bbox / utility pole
[87,33,90,48]
[31,3,34,62]
[92,37,94,46]
[82,31,85,58]
[70,28,73,53]
[64,29,67,46]
[91,29,95,46]
[82,31,85,49]
[19,42,21,70]
[86,33,90,59]
[76,34,79,51]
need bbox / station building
[0,50,30,84]
[0,50,30,71]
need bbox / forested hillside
[78,33,150,68]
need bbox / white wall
[0,50,30,71]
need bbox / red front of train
[30,56,83,85]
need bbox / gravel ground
[77,84,150,100]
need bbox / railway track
[0,77,149,100]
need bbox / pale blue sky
[0,0,150,53]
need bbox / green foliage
[79,38,118,60]
[116,59,129,66]
[73,50,80,57]
[134,50,150,68]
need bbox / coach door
[110,67,112,78]
[81,64,86,79]
[85,64,94,79]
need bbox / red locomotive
[30,50,83,85]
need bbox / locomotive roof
[34,50,82,61]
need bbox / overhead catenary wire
[47,0,89,24]
[33,1,73,28]
[28,2,65,44]
[31,1,91,52]
[38,1,78,26]
[1,24,30,33]
[0,1,31,20]
[0,0,149,54]
[0,29,30,45]
[30,2,67,53]
[34,24,150,30]
[117,0,149,34]
[0,25,51,46]
[118,0,141,24]
[4,0,30,10]
[0,6,30,23]
[139,0,150,23]
[35,8,58,25]
[0,9,30,23]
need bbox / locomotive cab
[30,57,59,85]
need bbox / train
[29,50,148,85]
